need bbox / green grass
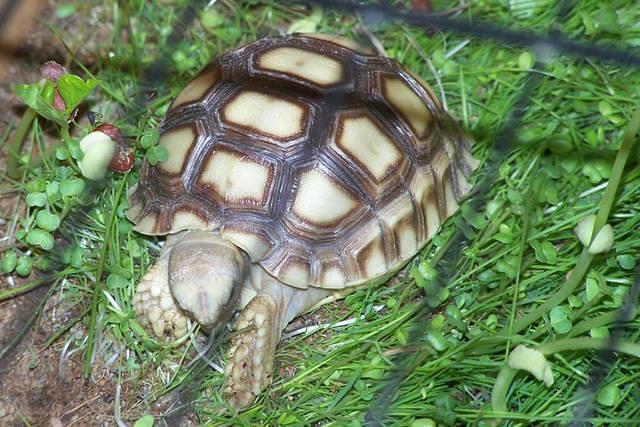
[2,0,640,425]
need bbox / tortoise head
[167,230,247,330]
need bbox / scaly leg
[224,293,279,408]
[133,235,190,341]
[223,269,336,409]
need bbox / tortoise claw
[224,294,279,410]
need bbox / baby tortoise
[127,33,478,409]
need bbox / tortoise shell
[126,33,478,290]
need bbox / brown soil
[0,2,138,426]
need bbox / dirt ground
[0,1,131,425]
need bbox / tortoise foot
[224,294,279,410]
[133,258,189,341]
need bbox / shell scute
[194,146,277,213]
[169,66,222,111]
[220,89,311,142]
[290,167,364,229]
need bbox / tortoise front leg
[224,271,334,409]
[224,293,280,409]
[133,233,190,340]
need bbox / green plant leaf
[140,130,159,148]
[26,192,47,207]
[55,146,69,160]
[518,52,535,70]
[493,232,513,244]
[461,204,486,229]
[590,327,609,338]
[36,210,61,232]
[433,393,457,426]
[410,419,436,427]
[549,305,572,334]
[133,415,154,427]
[362,355,385,379]
[57,74,99,113]
[612,286,628,307]
[552,319,572,334]
[395,328,408,346]
[15,256,33,277]
[46,181,61,203]
[585,275,600,301]
[55,3,76,18]
[549,305,570,322]
[616,254,635,270]
[70,246,84,268]
[200,10,225,30]
[56,166,74,179]
[26,179,46,194]
[205,27,242,45]
[26,229,55,250]
[426,331,449,351]
[60,178,86,196]
[106,273,129,290]
[1,250,18,273]
[15,83,40,107]
[14,81,65,123]
[595,9,620,34]
[596,383,620,406]
[147,145,169,165]
[532,240,558,265]
[127,239,142,258]
[568,295,583,308]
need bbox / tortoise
[127,33,478,409]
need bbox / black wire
[291,0,640,68]
[133,1,208,108]
[129,1,640,424]
[129,1,236,424]
[356,0,560,422]
[1,0,217,422]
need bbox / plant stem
[491,106,640,419]
[83,176,128,378]
[491,365,517,414]
[7,108,37,180]
[0,277,47,302]
[589,106,640,240]
[568,309,634,338]
[538,337,640,357]
[491,337,640,415]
